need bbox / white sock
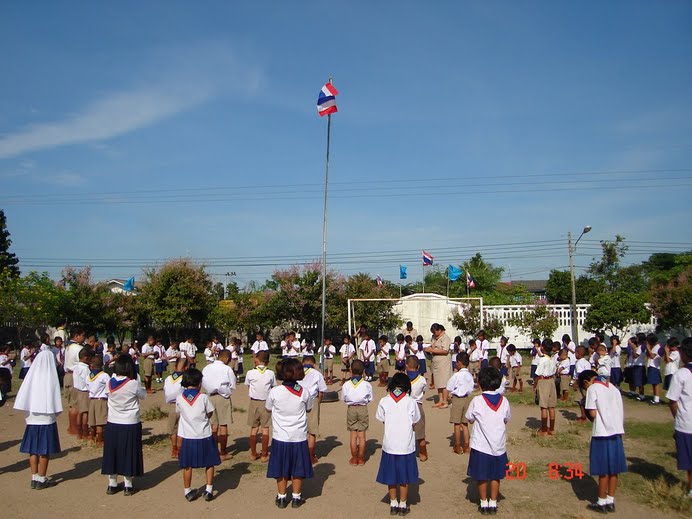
[184,487,192,496]
[108,475,118,487]
[32,474,38,481]
[489,499,497,507]
[277,493,286,499]
[653,396,660,403]
[205,485,213,494]
[390,499,399,507]
[480,499,489,508]
[606,495,614,504]
[292,492,301,500]
[36,475,46,483]
[597,497,607,505]
[399,500,407,508]
[123,476,133,489]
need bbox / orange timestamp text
[505,462,585,480]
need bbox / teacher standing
[425,323,452,409]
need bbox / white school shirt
[163,372,185,403]
[128,347,139,362]
[557,358,571,376]
[597,355,612,377]
[535,355,556,377]
[87,370,110,399]
[359,339,376,362]
[647,345,662,370]
[530,347,542,366]
[665,350,680,376]
[376,393,421,455]
[0,354,11,372]
[238,345,245,363]
[509,352,522,368]
[301,340,316,357]
[298,367,328,401]
[204,347,215,363]
[564,341,577,365]
[73,362,90,391]
[609,345,621,369]
[176,391,215,439]
[393,342,407,361]
[141,344,155,360]
[202,361,236,399]
[415,343,428,361]
[632,345,646,367]
[107,376,146,424]
[585,379,625,437]
[64,342,82,372]
[40,342,51,352]
[574,358,591,380]
[166,347,181,362]
[226,343,238,360]
[319,345,336,359]
[341,377,373,406]
[498,345,509,365]
[465,392,511,456]
[447,368,474,398]
[180,342,198,361]
[410,374,427,404]
[281,340,301,357]
[25,412,59,426]
[666,365,692,434]
[469,344,482,362]
[339,343,355,359]
[251,340,269,354]
[479,339,490,360]
[244,366,276,400]
[377,342,391,362]
[20,348,33,369]
[266,383,313,442]
[498,377,507,394]
[153,345,164,364]
[625,344,635,368]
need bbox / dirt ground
[0,364,689,519]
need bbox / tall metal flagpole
[320,77,333,369]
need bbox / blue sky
[1,1,691,287]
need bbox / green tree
[587,235,628,291]
[649,266,692,335]
[450,300,504,339]
[138,259,216,338]
[644,252,692,285]
[508,302,559,339]
[101,291,143,345]
[545,269,607,304]
[60,266,109,333]
[344,273,401,335]
[0,209,20,277]
[583,290,651,336]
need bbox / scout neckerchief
[170,371,183,383]
[686,362,692,374]
[256,365,268,374]
[182,388,201,405]
[350,376,363,387]
[303,365,313,375]
[481,391,503,411]
[389,387,407,403]
[89,369,104,381]
[593,375,609,387]
[282,380,303,396]
[407,370,421,383]
[108,376,129,392]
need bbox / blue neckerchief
[303,364,312,371]
[90,369,101,376]
[182,388,199,400]
[596,375,608,384]
[407,370,419,381]
[482,392,502,406]
[351,376,362,383]
[282,380,299,388]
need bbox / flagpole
[320,77,333,369]
[447,267,450,298]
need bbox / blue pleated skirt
[467,449,508,481]
[418,359,427,374]
[646,367,661,385]
[610,367,622,385]
[267,439,313,479]
[376,451,419,485]
[530,365,537,379]
[674,431,692,471]
[364,361,375,376]
[395,360,405,371]
[179,436,221,468]
[590,435,627,476]
[20,423,61,456]
[630,366,644,387]
[102,422,144,477]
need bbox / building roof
[511,279,548,293]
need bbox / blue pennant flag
[122,276,135,292]
[448,265,463,281]
[399,265,407,280]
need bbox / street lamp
[568,225,591,345]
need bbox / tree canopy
[0,210,20,278]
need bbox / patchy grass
[234,406,247,413]
[142,433,169,449]
[621,474,691,515]
[504,391,577,408]
[624,420,674,440]
[519,426,589,450]
[141,406,169,421]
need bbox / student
[535,339,557,436]
[154,339,166,383]
[226,337,239,372]
[177,368,220,502]
[87,355,110,446]
[572,346,591,422]
[245,351,276,462]
[202,349,236,461]
[204,339,216,364]
[251,332,269,355]
[102,354,146,496]
[64,328,86,435]
[578,369,627,513]
[359,332,377,382]
[465,367,511,515]
[413,335,429,379]
[593,344,611,381]
[141,336,157,393]
[406,355,429,462]
[319,337,337,385]
[562,334,577,377]
[14,350,62,489]
[666,337,692,499]
[166,341,182,367]
[0,344,13,400]
[468,339,481,380]
[52,336,66,388]
[496,336,510,379]
[375,372,421,517]
[477,331,490,370]
[529,338,542,382]
[645,334,663,405]
[507,345,523,393]
[299,355,328,464]
[394,335,409,373]
[164,358,188,459]
[663,337,681,391]
[609,336,623,387]
[19,340,36,380]
[281,332,301,359]
[447,352,473,454]
[451,336,463,371]
[375,335,391,388]
[489,357,507,395]
[556,349,571,402]
[339,334,356,383]
[236,338,245,379]
[631,333,647,401]
[266,358,314,509]
[73,347,94,439]
[341,359,373,466]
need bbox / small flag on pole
[422,250,434,266]
[317,82,338,117]
[448,265,463,281]
[123,276,135,292]
[466,271,476,289]
[399,265,407,280]
[376,275,383,288]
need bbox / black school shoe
[605,503,615,513]
[487,506,497,515]
[398,505,410,516]
[478,506,488,515]
[31,480,36,489]
[123,487,136,496]
[202,491,214,502]
[34,479,56,490]
[291,497,306,508]
[275,496,288,509]
[390,505,399,516]
[586,503,608,514]
[106,485,120,495]
[185,489,198,502]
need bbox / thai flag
[466,271,476,289]
[422,250,434,266]
[317,82,338,117]
[376,275,383,288]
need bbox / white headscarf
[14,350,63,414]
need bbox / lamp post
[568,225,591,345]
